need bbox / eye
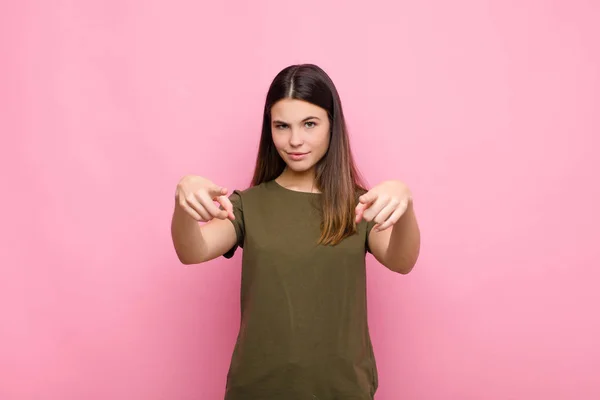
[275,123,288,130]
[305,121,317,128]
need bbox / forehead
[270,98,327,121]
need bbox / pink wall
[1,1,599,399]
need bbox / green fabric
[223,179,378,400]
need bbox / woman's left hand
[355,180,413,232]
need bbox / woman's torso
[224,180,378,400]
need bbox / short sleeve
[365,218,378,254]
[222,190,245,259]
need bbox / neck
[276,167,319,193]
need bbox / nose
[289,128,304,147]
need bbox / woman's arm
[171,204,237,264]
[367,199,420,274]
[356,180,421,274]
[170,175,238,265]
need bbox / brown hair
[251,64,367,245]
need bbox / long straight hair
[251,64,367,245]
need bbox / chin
[285,163,315,173]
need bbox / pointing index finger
[359,190,377,205]
[208,185,228,198]
[355,203,367,223]
[217,195,235,220]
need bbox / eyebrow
[272,116,321,124]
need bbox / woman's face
[270,98,331,174]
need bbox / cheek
[314,129,331,151]
[271,133,285,150]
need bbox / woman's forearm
[384,200,421,274]
[171,203,207,264]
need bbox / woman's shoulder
[228,181,279,212]
[231,180,276,199]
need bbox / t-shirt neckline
[271,179,322,195]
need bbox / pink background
[1,1,599,399]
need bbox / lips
[287,152,309,161]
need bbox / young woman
[171,64,420,400]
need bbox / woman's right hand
[175,175,235,222]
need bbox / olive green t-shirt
[222,180,379,400]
